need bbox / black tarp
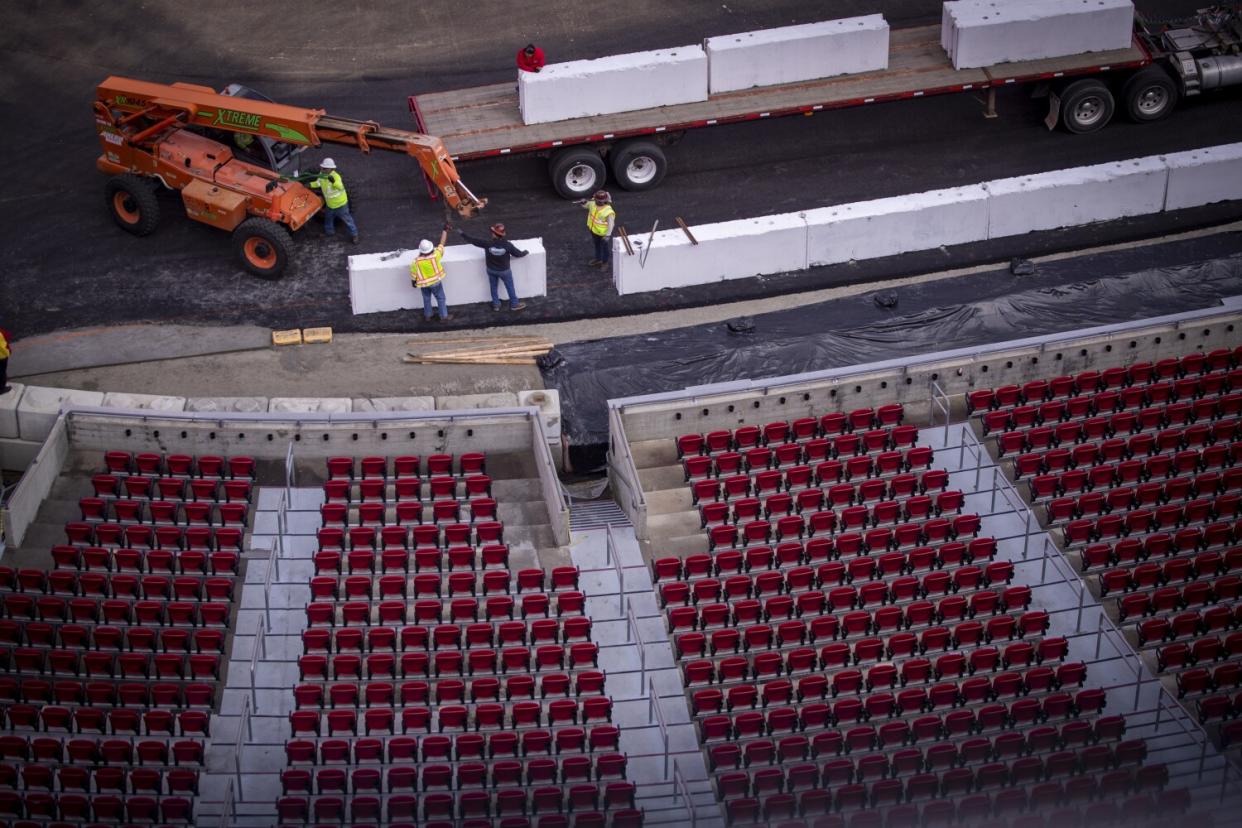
[542,235,1242,446]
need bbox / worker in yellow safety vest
[308,158,360,245]
[0,326,12,395]
[411,225,451,322]
[579,189,615,270]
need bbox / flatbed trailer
[409,8,1241,198]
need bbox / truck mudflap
[1045,92,1062,130]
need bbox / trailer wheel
[232,217,292,280]
[549,148,606,200]
[105,174,161,236]
[1059,79,1114,134]
[1122,66,1179,123]
[610,140,667,191]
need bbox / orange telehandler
[94,76,486,279]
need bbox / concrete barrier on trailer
[349,239,547,316]
[611,214,809,296]
[704,15,890,94]
[943,0,1134,70]
[0,385,25,440]
[1163,143,1242,211]
[17,386,105,442]
[805,185,990,267]
[985,156,1168,239]
[519,46,708,125]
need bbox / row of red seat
[63,521,243,551]
[0,571,234,602]
[1033,466,1241,502]
[79,496,248,527]
[281,752,627,794]
[701,490,965,531]
[0,734,203,765]
[311,545,512,574]
[0,762,197,795]
[294,671,606,709]
[0,704,208,736]
[708,513,982,552]
[104,450,255,479]
[691,469,950,506]
[297,645,599,683]
[91,472,252,502]
[324,475,493,504]
[967,350,1242,411]
[327,453,487,480]
[997,419,1236,458]
[308,566,578,595]
[1099,557,1241,596]
[0,791,192,823]
[677,406,908,458]
[0,620,223,653]
[304,590,585,626]
[277,786,637,824]
[1175,662,1241,697]
[317,521,504,551]
[688,445,933,483]
[1138,606,1241,647]
[1062,498,1241,545]
[1078,531,1239,573]
[981,396,1241,440]
[289,695,613,735]
[1116,579,1240,620]
[655,536,995,582]
[1155,634,1242,672]
[47,545,238,575]
[710,714,1130,771]
[1,593,228,627]
[1047,486,1239,525]
[0,677,213,708]
[302,618,592,654]
[284,725,622,765]
[1195,690,1242,722]
[0,648,219,681]
[1015,440,1241,479]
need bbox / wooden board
[411,25,1147,159]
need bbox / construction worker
[309,158,359,245]
[517,43,546,72]
[412,225,452,322]
[458,223,528,311]
[579,190,615,269]
[0,326,11,395]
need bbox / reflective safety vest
[411,248,445,288]
[587,202,615,237]
[0,332,8,360]
[311,171,348,209]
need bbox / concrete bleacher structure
[606,300,1242,826]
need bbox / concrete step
[639,464,685,494]
[648,510,703,543]
[646,486,693,516]
[631,438,678,470]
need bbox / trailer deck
[410,24,1148,160]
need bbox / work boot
[510,303,527,311]
[441,314,453,321]
[491,304,502,312]
[351,235,361,245]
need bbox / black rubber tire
[232,217,293,280]
[609,140,668,192]
[105,174,161,236]
[548,148,606,200]
[1059,79,1115,134]
[1121,66,1179,123]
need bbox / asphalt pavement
[2,0,1238,339]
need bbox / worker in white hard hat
[308,157,360,244]
[411,224,452,321]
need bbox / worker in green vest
[579,189,615,269]
[308,158,360,244]
[411,225,451,322]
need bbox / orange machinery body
[95,78,322,231]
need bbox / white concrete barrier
[185,397,268,413]
[705,15,890,94]
[352,397,436,413]
[518,389,562,442]
[985,156,1167,238]
[519,46,708,125]
[349,239,547,316]
[269,398,353,414]
[1164,143,1242,211]
[805,185,990,267]
[944,0,1134,69]
[611,214,809,296]
[102,392,187,413]
[0,385,25,440]
[437,393,521,411]
[0,437,41,471]
[17,386,105,442]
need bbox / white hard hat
[320,157,337,170]
[418,239,434,254]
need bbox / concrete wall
[1,415,69,547]
[944,0,1134,69]
[349,239,546,315]
[985,156,1167,238]
[705,15,889,94]
[1164,142,1242,211]
[519,46,708,125]
[17,386,105,442]
[612,213,808,296]
[805,185,989,267]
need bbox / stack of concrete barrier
[704,15,890,94]
[942,0,1134,69]
[611,141,1242,296]
[348,238,546,315]
[519,47,709,125]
